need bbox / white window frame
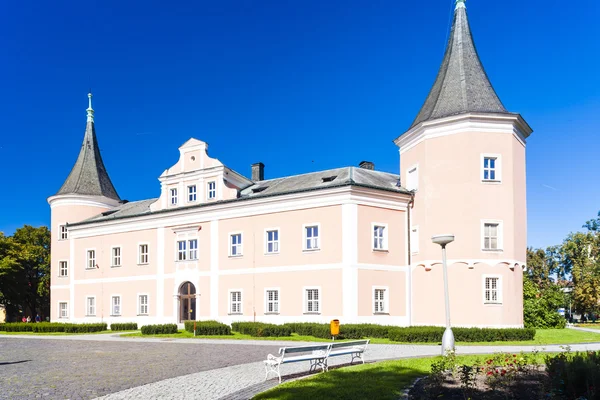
[229,232,243,257]
[229,289,243,314]
[111,295,121,316]
[373,286,389,314]
[170,188,178,206]
[207,181,216,200]
[176,240,187,261]
[86,296,96,316]
[372,223,388,251]
[188,184,197,203]
[481,154,502,183]
[59,224,68,240]
[303,223,321,251]
[58,260,68,277]
[411,226,420,254]
[265,228,280,254]
[58,302,68,318]
[111,246,122,267]
[406,164,419,191]
[138,294,149,315]
[86,249,96,270]
[188,239,198,260]
[483,275,502,304]
[138,243,149,265]
[481,219,503,251]
[303,286,321,314]
[264,288,280,314]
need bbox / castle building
[49,1,531,327]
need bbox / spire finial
[456,0,466,10]
[87,91,94,122]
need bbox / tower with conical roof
[396,0,532,327]
[48,94,121,320]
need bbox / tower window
[481,154,502,182]
[406,166,418,191]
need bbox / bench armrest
[266,354,283,364]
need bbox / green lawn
[254,353,551,400]
[120,328,600,346]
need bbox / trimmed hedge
[140,324,178,335]
[283,322,330,339]
[1,322,107,333]
[110,322,138,331]
[184,320,231,335]
[232,322,292,337]
[283,323,393,340]
[388,326,536,343]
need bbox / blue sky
[0,0,598,249]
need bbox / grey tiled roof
[71,167,408,226]
[56,120,120,200]
[410,4,509,128]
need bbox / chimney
[251,162,265,181]
[359,161,375,170]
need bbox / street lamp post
[432,234,455,356]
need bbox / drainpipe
[407,192,415,326]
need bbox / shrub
[140,324,178,335]
[184,320,231,335]
[231,322,291,337]
[338,324,392,339]
[388,326,535,343]
[1,322,107,333]
[110,322,138,331]
[283,322,330,338]
[62,323,107,333]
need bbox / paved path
[3,330,600,400]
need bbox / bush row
[110,322,138,331]
[184,320,231,335]
[388,326,536,342]
[282,323,393,340]
[232,322,292,337]
[140,323,178,335]
[1,322,108,333]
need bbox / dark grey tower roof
[410,0,508,128]
[56,94,120,201]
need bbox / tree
[0,226,50,320]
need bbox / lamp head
[432,234,455,247]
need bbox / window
[483,222,500,250]
[59,302,68,318]
[406,165,418,191]
[305,288,320,314]
[59,225,68,240]
[86,250,96,269]
[111,296,121,316]
[266,230,279,254]
[138,295,149,315]
[111,247,121,267]
[374,288,387,313]
[304,225,319,250]
[189,239,198,260]
[86,297,95,316]
[265,289,279,313]
[208,181,216,199]
[230,291,242,314]
[177,240,187,261]
[481,154,503,182]
[188,185,197,202]
[139,244,149,264]
[411,226,420,254]
[230,233,242,256]
[170,188,178,205]
[373,224,387,250]
[484,277,501,304]
[59,261,68,277]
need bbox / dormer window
[188,185,197,202]
[170,188,178,206]
[252,186,268,193]
[208,181,216,200]
[321,176,337,183]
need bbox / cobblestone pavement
[0,337,278,400]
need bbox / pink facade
[48,2,532,328]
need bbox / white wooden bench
[264,340,370,383]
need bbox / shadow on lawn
[256,362,426,400]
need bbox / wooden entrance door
[179,282,196,322]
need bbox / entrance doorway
[179,281,196,322]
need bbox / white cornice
[47,194,121,209]
[67,186,411,238]
[394,113,533,154]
